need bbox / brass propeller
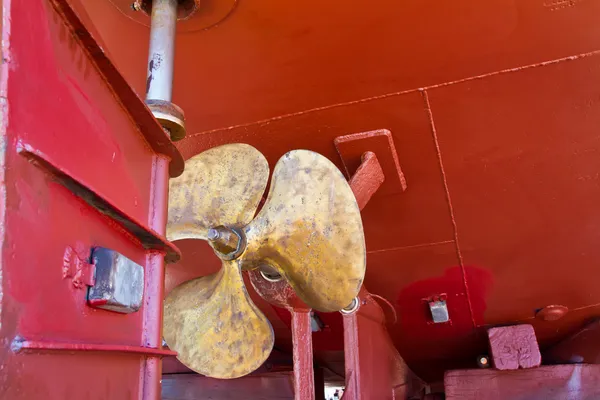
[242,150,365,312]
[164,144,366,378]
[167,143,269,241]
[163,258,274,379]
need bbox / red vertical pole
[291,309,316,400]
[341,293,424,400]
[342,313,361,400]
[142,155,171,400]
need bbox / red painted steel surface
[342,288,423,400]
[67,0,600,388]
[15,340,178,356]
[335,129,406,196]
[18,143,180,262]
[77,0,600,135]
[544,318,600,364]
[0,0,180,398]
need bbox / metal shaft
[146,0,178,102]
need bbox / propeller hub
[207,225,246,260]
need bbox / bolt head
[207,228,219,241]
[536,305,569,321]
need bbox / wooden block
[445,365,600,400]
[488,324,541,370]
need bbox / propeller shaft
[144,0,187,140]
[146,0,177,102]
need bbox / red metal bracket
[18,142,181,263]
[349,151,385,211]
[62,246,95,289]
[335,129,407,199]
[11,337,177,357]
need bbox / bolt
[131,2,142,11]
[477,355,490,368]
[207,228,220,241]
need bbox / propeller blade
[167,144,269,241]
[243,150,366,312]
[163,259,274,379]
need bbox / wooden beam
[445,365,600,400]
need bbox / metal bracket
[426,294,450,324]
[348,152,385,211]
[335,129,407,197]
[18,142,181,263]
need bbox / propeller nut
[207,226,246,260]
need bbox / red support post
[341,289,423,400]
[142,155,171,400]
[292,309,316,400]
[248,271,317,399]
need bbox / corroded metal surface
[243,150,366,312]
[167,143,269,241]
[163,259,274,379]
